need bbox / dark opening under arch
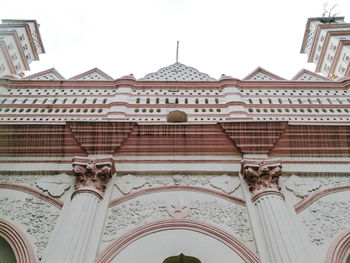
[163,253,201,263]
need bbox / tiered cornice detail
[241,159,282,200]
[72,157,114,199]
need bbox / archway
[0,236,16,263]
[97,219,259,263]
[325,227,350,263]
[0,220,35,263]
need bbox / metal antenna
[176,41,179,63]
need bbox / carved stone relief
[114,174,241,196]
[301,200,350,246]
[35,173,72,197]
[0,195,60,261]
[284,175,350,198]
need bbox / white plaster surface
[110,229,246,263]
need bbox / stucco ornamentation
[103,199,252,245]
[114,174,147,194]
[285,175,350,198]
[35,173,72,197]
[0,196,60,261]
[114,174,242,196]
[167,202,190,218]
[72,157,114,197]
[209,174,240,194]
[301,200,350,245]
[0,174,41,188]
[241,159,282,195]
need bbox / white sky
[1,0,350,80]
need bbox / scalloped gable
[24,68,65,80]
[69,68,113,80]
[140,62,216,81]
[243,67,285,81]
[292,69,330,81]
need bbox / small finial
[176,41,179,63]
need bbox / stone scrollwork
[72,157,114,198]
[166,202,190,219]
[241,159,282,198]
[35,173,72,197]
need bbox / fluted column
[43,157,114,263]
[241,159,312,263]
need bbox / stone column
[43,157,114,263]
[241,159,312,263]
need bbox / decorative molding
[0,219,35,263]
[114,174,242,196]
[325,227,350,263]
[241,159,282,199]
[295,185,350,213]
[109,185,246,208]
[0,195,60,260]
[98,219,260,263]
[0,183,63,209]
[35,173,72,197]
[72,157,114,199]
[104,198,252,246]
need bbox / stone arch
[167,110,187,122]
[325,227,350,263]
[97,219,259,263]
[0,219,35,263]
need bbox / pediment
[291,69,330,81]
[69,68,113,80]
[243,67,285,81]
[24,68,65,80]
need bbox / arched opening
[325,227,350,263]
[163,253,201,263]
[0,236,16,263]
[0,220,35,263]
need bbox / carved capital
[241,159,283,200]
[72,157,114,199]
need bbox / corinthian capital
[72,157,114,199]
[241,159,282,199]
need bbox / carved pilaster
[241,159,282,201]
[72,157,114,199]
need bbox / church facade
[0,17,350,263]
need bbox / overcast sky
[1,0,350,80]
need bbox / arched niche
[0,220,35,263]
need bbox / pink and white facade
[1,17,350,263]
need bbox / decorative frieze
[72,157,114,199]
[241,159,282,200]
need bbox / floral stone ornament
[241,159,283,200]
[72,157,114,199]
